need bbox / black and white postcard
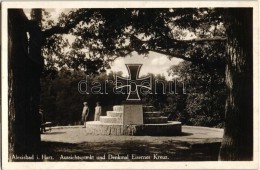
[1,1,259,169]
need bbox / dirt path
[40,126,223,161]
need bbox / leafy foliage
[38,8,228,127]
[41,68,126,125]
[168,60,226,127]
[40,8,226,76]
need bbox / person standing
[81,102,89,127]
[94,102,102,121]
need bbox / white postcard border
[1,1,259,169]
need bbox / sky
[24,9,183,80]
[108,52,182,80]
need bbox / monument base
[85,121,182,136]
[123,102,143,125]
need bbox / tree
[58,8,252,160]
[8,8,253,160]
[168,60,226,127]
[40,69,127,125]
[218,9,253,161]
[8,9,43,158]
[73,8,253,160]
[8,8,110,158]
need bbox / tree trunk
[8,9,43,160]
[219,8,253,160]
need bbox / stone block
[113,105,124,112]
[123,104,143,125]
[143,106,155,112]
[144,117,168,124]
[100,116,122,124]
[143,111,162,117]
[107,111,123,117]
[85,121,182,136]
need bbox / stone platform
[85,105,182,136]
[85,121,182,136]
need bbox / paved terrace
[40,126,223,161]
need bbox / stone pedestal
[85,121,182,136]
[85,104,182,136]
[123,102,143,125]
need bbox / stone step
[100,116,122,124]
[144,111,163,117]
[143,106,155,112]
[107,111,123,117]
[144,117,168,124]
[113,105,124,112]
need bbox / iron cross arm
[116,64,152,100]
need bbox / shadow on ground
[42,132,67,135]
[40,140,221,161]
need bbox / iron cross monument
[116,64,152,125]
[116,64,152,100]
